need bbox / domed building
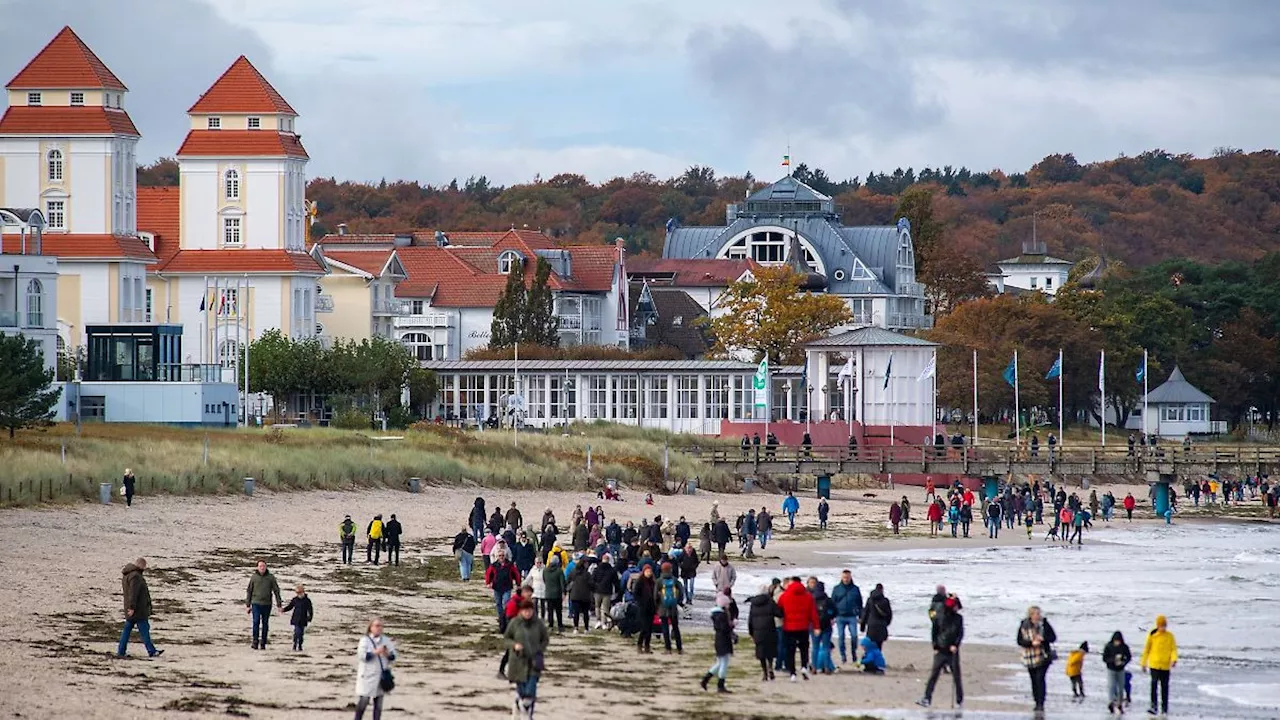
[660,175,931,330]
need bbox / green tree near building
[490,256,559,347]
[0,334,61,438]
[525,257,559,346]
[490,258,527,347]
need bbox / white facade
[0,251,59,371]
[0,133,137,237]
[804,328,938,427]
[178,156,306,252]
[993,261,1071,295]
[54,380,238,425]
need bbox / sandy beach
[0,479,1175,719]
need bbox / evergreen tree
[0,334,61,438]
[525,257,559,346]
[489,258,527,347]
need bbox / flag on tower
[781,154,791,167]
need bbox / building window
[145,288,153,322]
[526,376,545,420]
[218,288,239,316]
[224,169,240,200]
[70,92,84,106]
[27,92,40,106]
[1030,277,1038,289]
[612,375,638,420]
[47,149,63,182]
[401,332,433,361]
[498,250,522,275]
[705,374,730,419]
[588,375,608,419]
[207,117,221,130]
[409,300,425,315]
[219,339,239,369]
[25,279,44,328]
[1045,276,1054,289]
[248,117,261,129]
[1187,405,1204,422]
[646,376,669,419]
[676,375,699,419]
[45,200,65,230]
[223,217,241,245]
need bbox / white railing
[395,312,454,328]
[887,313,934,329]
[372,299,411,316]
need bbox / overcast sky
[2,0,1276,186]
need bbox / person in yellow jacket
[1140,615,1177,716]
[1065,641,1088,698]
[547,545,569,572]
[366,514,385,565]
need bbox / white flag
[837,357,854,387]
[918,354,936,382]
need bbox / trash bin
[99,482,112,505]
[816,474,832,499]
[243,477,255,496]
[1082,477,1091,490]
[741,477,753,492]
[408,477,421,494]
[686,478,699,495]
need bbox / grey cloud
[0,0,279,162]
[686,20,944,141]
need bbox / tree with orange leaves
[704,265,852,365]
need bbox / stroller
[611,600,640,638]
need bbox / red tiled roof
[558,245,617,293]
[324,249,397,277]
[437,229,558,249]
[188,56,296,115]
[156,249,325,275]
[177,130,309,159]
[0,233,155,261]
[314,233,398,246]
[6,26,127,91]
[0,106,139,136]
[627,258,757,287]
[136,186,180,268]
[397,246,507,306]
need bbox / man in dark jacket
[918,595,964,708]
[245,561,283,649]
[746,587,783,680]
[713,518,732,556]
[831,570,864,664]
[678,545,700,605]
[469,497,487,540]
[674,517,691,547]
[590,555,621,629]
[742,510,758,558]
[860,583,893,649]
[117,558,162,658]
[572,521,590,552]
[485,556,521,633]
[339,515,356,564]
[383,514,403,566]
[605,520,623,557]
[757,508,773,549]
[505,502,523,530]
[452,526,477,581]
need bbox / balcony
[558,315,582,331]
[887,313,934,330]
[315,294,334,313]
[372,298,411,317]
[849,312,874,326]
[395,311,454,329]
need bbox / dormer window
[27,92,41,106]
[248,117,261,129]
[207,117,221,130]
[498,250,523,275]
[70,92,84,106]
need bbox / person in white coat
[354,618,397,720]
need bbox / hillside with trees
[137,148,1280,268]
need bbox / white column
[697,373,707,432]
[667,373,676,432]
[785,382,794,421]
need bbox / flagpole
[972,349,978,446]
[1013,349,1021,451]
[1142,348,1149,441]
[932,349,938,439]
[200,275,208,366]
[1100,349,1107,446]
[243,274,251,427]
[513,341,519,447]
[1058,348,1064,447]
[888,360,895,448]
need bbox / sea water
[736,521,1280,719]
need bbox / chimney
[337,223,348,236]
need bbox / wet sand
[0,480,1152,719]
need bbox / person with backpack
[860,583,893,651]
[1017,605,1058,713]
[917,594,965,709]
[567,554,595,633]
[830,570,863,665]
[339,515,357,565]
[807,577,837,674]
[366,515,384,565]
[470,497,487,541]
[656,562,685,654]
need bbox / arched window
[497,250,522,275]
[219,339,239,368]
[25,279,44,328]
[720,230,821,271]
[224,169,240,200]
[47,149,63,182]
[56,335,66,355]
[401,332,433,361]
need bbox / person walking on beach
[817,498,830,530]
[453,526,476,581]
[927,500,943,537]
[986,499,1002,539]
[656,562,685,653]
[700,593,737,693]
[632,563,658,653]
[340,515,357,565]
[486,553,521,633]
[383,514,403,566]
[747,583,783,681]
[541,555,565,633]
[712,553,737,595]
[777,577,817,682]
[757,508,773,549]
[282,585,313,651]
[1104,631,1132,714]
[1017,605,1058,714]
[831,570,863,665]
[245,561,283,650]
[122,468,137,507]
[117,558,162,658]
[860,583,893,652]
[353,617,396,720]
[470,497,487,541]
[917,594,964,709]
[505,598,549,719]
[1141,615,1177,717]
[1067,641,1089,698]
[782,492,800,530]
[366,515,384,565]
[1123,493,1136,522]
[713,518,732,557]
[679,544,699,605]
[889,502,902,534]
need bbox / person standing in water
[1017,605,1057,714]
[1140,615,1177,717]
[1103,631,1132,714]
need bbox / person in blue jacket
[830,570,864,664]
[859,635,886,673]
[782,492,800,530]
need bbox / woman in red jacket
[1123,493,1136,522]
[926,500,944,537]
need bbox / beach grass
[0,422,735,507]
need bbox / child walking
[1024,512,1034,540]
[282,585,313,651]
[1066,641,1089,698]
[700,594,736,693]
[1103,631,1132,714]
